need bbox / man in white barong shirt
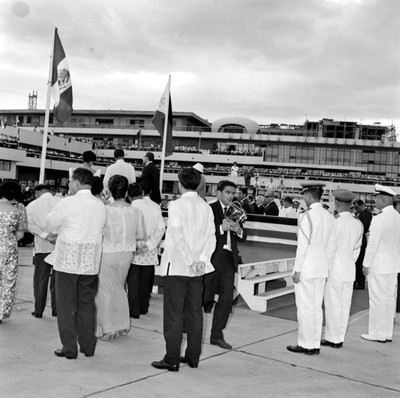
[103,148,136,196]
[287,182,336,355]
[361,184,400,343]
[152,168,216,372]
[322,189,363,348]
[26,184,60,319]
[127,182,165,318]
[45,168,107,359]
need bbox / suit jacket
[210,201,247,272]
[264,201,279,216]
[137,162,161,204]
[241,198,252,214]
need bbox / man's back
[104,159,136,191]
[294,202,336,278]
[364,206,400,273]
[45,190,107,274]
[331,212,363,281]
[160,192,216,276]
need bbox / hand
[229,221,241,234]
[135,242,148,255]
[193,261,206,275]
[221,219,231,232]
[362,266,369,276]
[46,233,57,243]
[292,271,300,284]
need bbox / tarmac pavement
[1,247,399,398]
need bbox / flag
[51,28,73,123]
[152,80,173,156]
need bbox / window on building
[96,119,114,125]
[27,116,32,124]
[0,161,11,171]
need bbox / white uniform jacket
[330,212,363,282]
[363,206,400,274]
[293,202,336,279]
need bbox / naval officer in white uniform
[361,184,400,343]
[322,189,363,348]
[287,182,336,355]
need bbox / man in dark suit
[264,190,279,216]
[237,187,252,214]
[203,180,247,350]
[254,195,265,214]
[137,152,161,204]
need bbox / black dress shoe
[387,339,392,342]
[321,339,343,348]
[52,311,57,317]
[151,360,179,372]
[79,348,94,357]
[210,338,232,350]
[31,311,42,318]
[179,356,198,368]
[54,349,76,360]
[287,345,320,355]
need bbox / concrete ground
[1,248,399,398]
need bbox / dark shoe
[210,338,232,350]
[79,348,93,357]
[287,345,320,355]
[361,334,386,343]
[321,339,343,348]
[387,339,392,342]
[54,349,76,360]
[31,311,42,318]
[151,360,179,372]
[180,356,198,368]
[130,314,140,319]
[52,311,57,317]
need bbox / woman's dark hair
[108,175,128,200]
[178,168,201,190]
[0,180,21,201]
[83,150,97,163]
[127,183,143,198]
[91,177,104,196]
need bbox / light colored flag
[51,28,73,123]
[152,79,173,156]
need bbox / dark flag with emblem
[51,28,73,123]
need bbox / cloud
[0,0,398,128]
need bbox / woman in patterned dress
[95,175,144,341]
[0,180,27,322]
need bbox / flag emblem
[51,28,73,123]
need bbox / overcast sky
[0,0,399,129]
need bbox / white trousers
[368,273,397,340]
[324,279,353,344]
[294,278,326,349]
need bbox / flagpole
[159,75,171,194]
[39,29,55,183]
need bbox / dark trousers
[33,253,56,315]
[55,271,98,358]
[203,250,235,340]
[397,274,400,313]
[127,264,155,317]
[355,242,367,287]
[163,275,203,366]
